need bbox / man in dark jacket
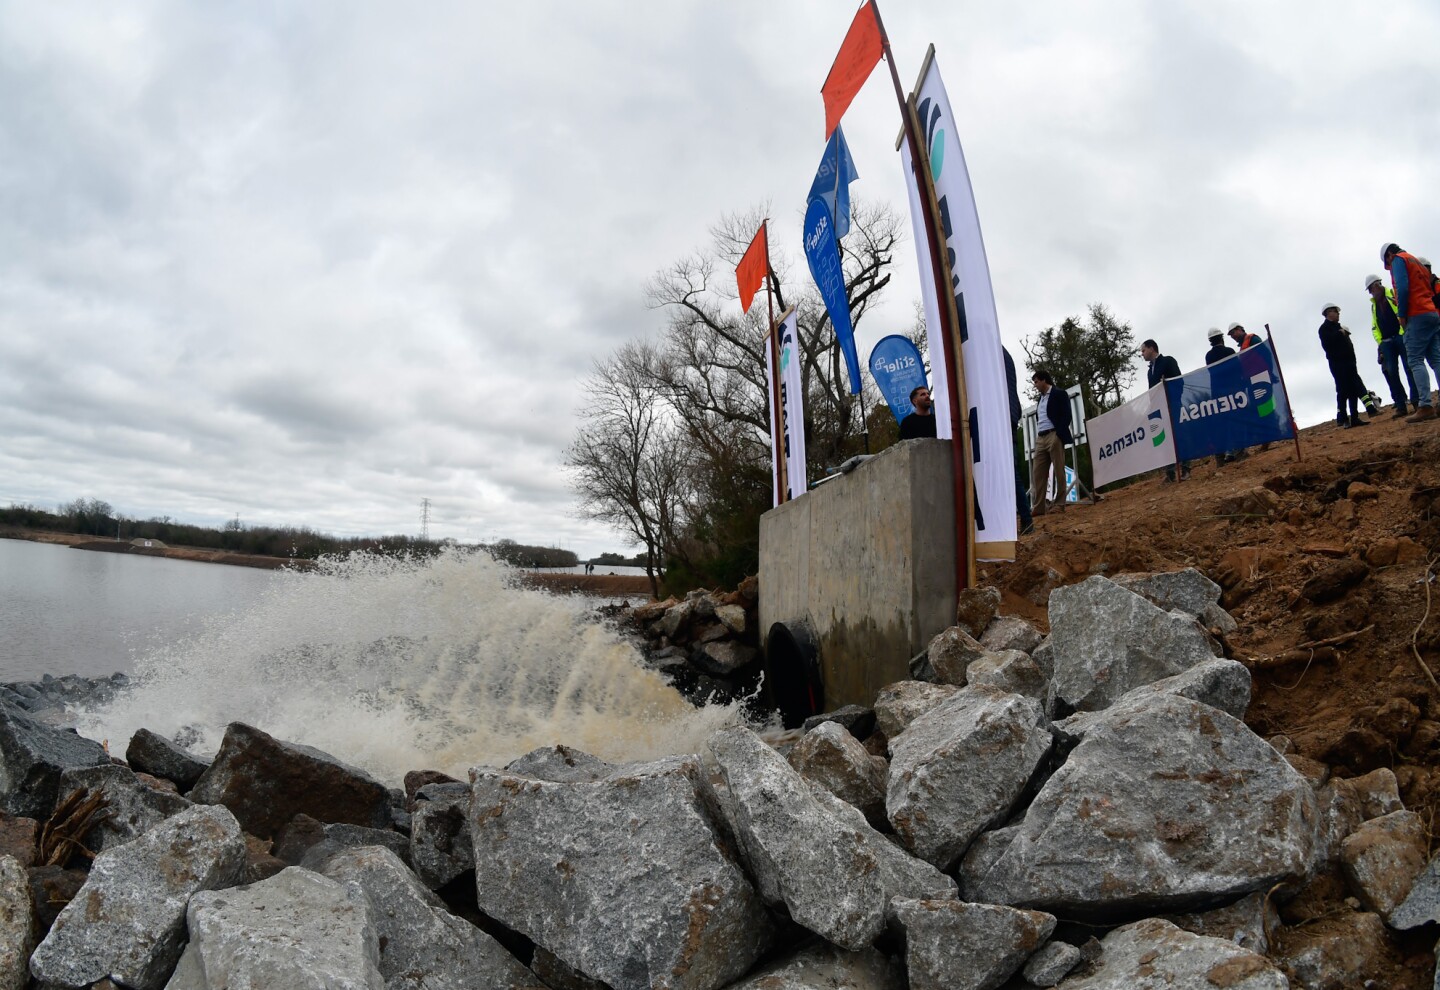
[1319,305,1370,429]
[1141,339,1188,480]
[1029,369,1072,517]
[1003,349,1032,533]
[1204,329,1238,466]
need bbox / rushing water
[55,547,742,783]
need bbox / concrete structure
[759,439,957,711]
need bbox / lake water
[4,542,738,783]
[0,538,283,681]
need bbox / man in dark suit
[1029,369,1073,516]
[1004,349,1032,533]
[1141,338,1188,481]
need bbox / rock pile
[622,578,761,705]
[0,566,1436,988]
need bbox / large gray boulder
[887,687,1053,870]
[1054,658,1252,739]
[873,682,960,738]
[125,729,210,791]
[0,855,31,990]
[1113,567,1237,634]
[709,726,953,950]
[29,804,246,990]
[787,720,888,829]
[1047,576,1222,713]
[166,867,384,990]
[979,615,1045,655]
[1340,810,1429,921]
[323,845,535,990]
[505,745,616,782]
[722,941,905,990]
[926,627,990,686]
[1055,918,1286,989]
[55,764,192,853]
[961,695,1315,917]
[188,722,391,839]
[409,782,473,889]
[0,702,110,819]
[469,753,772,990]
[964,651,1048,705]
[889,898,1055,990]
[1390,851,1440,929]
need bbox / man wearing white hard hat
[1366,272,1418,417]
[1227,323,1261,351]
[1419,257,1440,313]
[1382,242,1440,422]
[1204,329,1240,466]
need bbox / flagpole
[871,1,973,593]
[1265,324,1303,463]
[764,220,790,502]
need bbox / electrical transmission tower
[420,498,432,541]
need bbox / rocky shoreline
[2,567,1438,988]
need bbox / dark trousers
[1379,336,1419,406]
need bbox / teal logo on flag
[1147,409,1166,446]
[1249,371,1276,417]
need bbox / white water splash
[77,549,746,784]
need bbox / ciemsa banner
[1087,383,1176,488]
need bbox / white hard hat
[1227,322,1243,333]
[1382,242,1401,262]
[1420,256,1433,268]
[1364,273,1383,289]
[1206,327,1223,341]
[1322,303,1340,315]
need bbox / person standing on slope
[1366,273,1418,418]
[1204,328,1239,467]
[1383,242,1440,422]
[1319,304,1371,429]
[1029,369,1072,516]
[1142,339,1188,481]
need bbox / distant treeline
[590,551,652,567]
[1,499,578,568]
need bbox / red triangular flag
[821,2,883,138]
[736,224,768,314]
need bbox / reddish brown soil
[521,573,654,599]
[981,412,1440,986]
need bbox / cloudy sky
[2,2,1438,556]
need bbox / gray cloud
[1,1,1438,555]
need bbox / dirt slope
[982,411,1440,985]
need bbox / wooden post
[1265,324,1303,462]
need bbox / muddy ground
[980,411,1440,986]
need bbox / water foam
[77,549,746,784]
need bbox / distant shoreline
[1,529,657,598]
[0,528,309,570]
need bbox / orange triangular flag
[736,224,768,314]
[821,2,883,138]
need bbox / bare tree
[566,342,691,598]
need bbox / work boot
[1406,405,1437,423]
[1335,411,1347,427]
[1394,402,1410,419]
[1348,414,1370,428]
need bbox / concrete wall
[759,439,957,709]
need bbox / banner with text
[869,335,928,423]
[1087,383,1176,488]
[899,54,1015,559]
[803,196,862,394]
[766,308,808,505]
[1167,341,1295,459]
